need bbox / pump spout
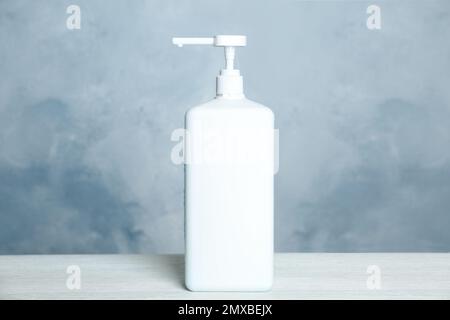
[172,35,246,49]
[172,37,214,47]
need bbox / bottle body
[185,97,274,291]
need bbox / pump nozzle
[172,37,215,47]
[172,35,247,98]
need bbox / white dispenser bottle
[173,35,274,291]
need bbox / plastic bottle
[173,35,274,291]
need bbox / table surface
[0,253,449,299]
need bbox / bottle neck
[216,69,244,99]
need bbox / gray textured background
[1,0,449,254]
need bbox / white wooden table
[0,253,449,299]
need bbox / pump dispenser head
[172,35,246,99]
